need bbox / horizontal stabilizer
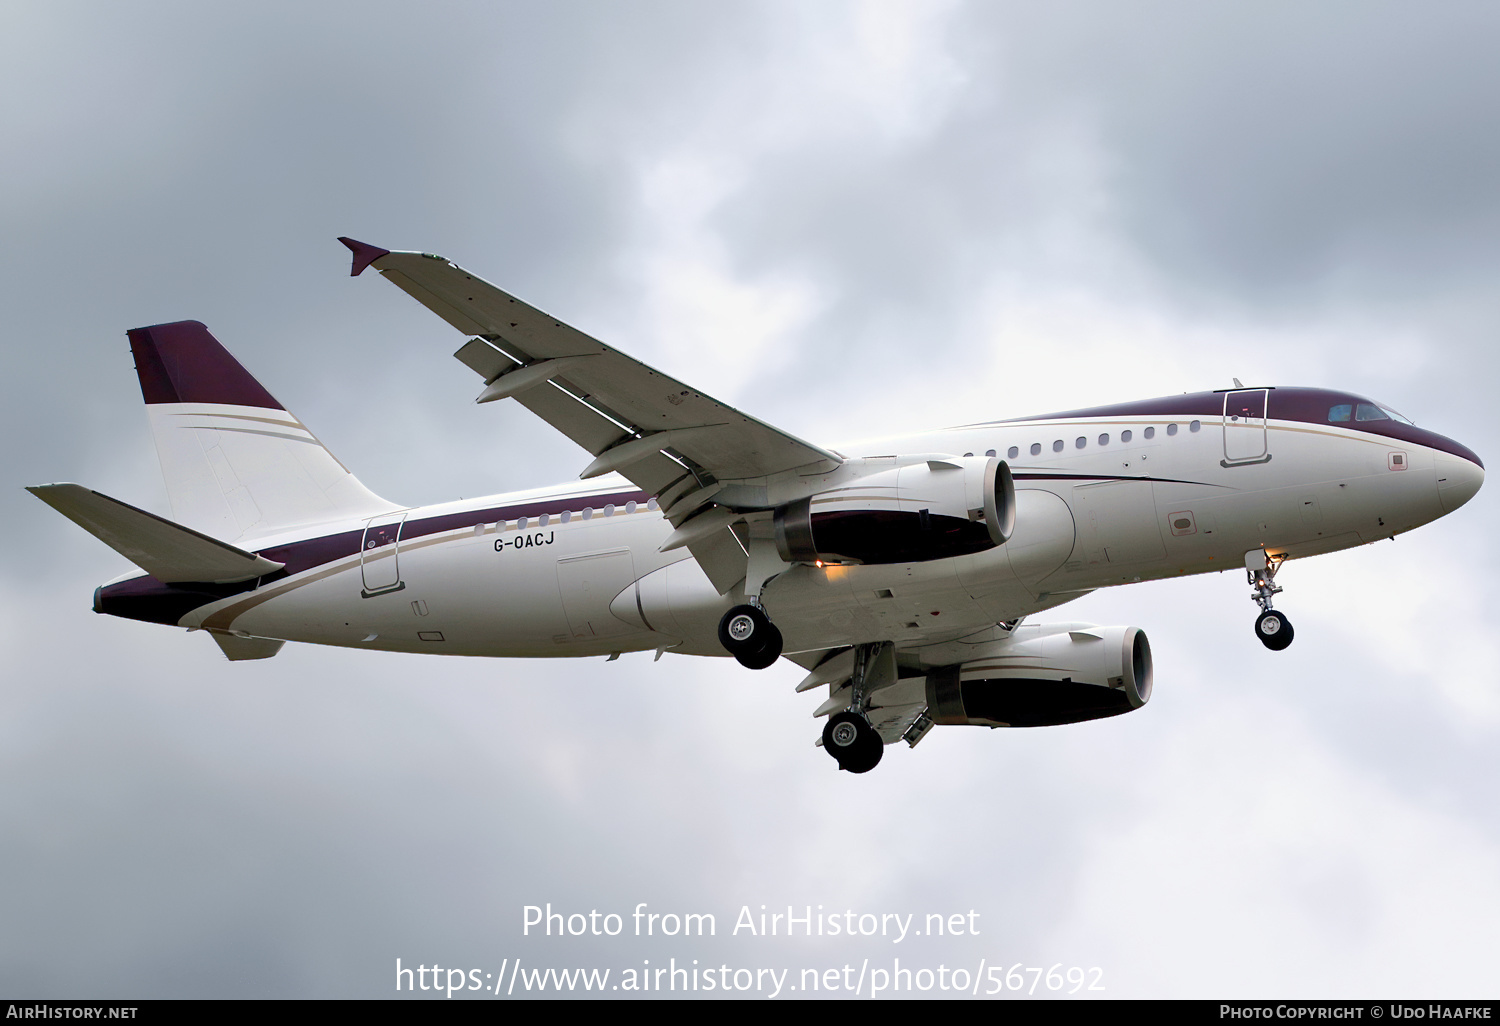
[27,483,284,584]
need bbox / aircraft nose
[1436,453,1484,513]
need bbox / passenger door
[1222,389,1271,466]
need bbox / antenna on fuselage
[1233,378,1243,388]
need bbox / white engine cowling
[925,624,1152,727]
[775,456,1014,565]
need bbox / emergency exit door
[360,512,407,596]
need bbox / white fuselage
[158,403,1469,661]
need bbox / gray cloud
[4,0,1497,998]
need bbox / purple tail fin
[127,321,284,409]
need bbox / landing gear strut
[718,603,784,669]
[818,642,894,774]
[1247,550,1294,651]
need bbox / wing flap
[454,334,690,494]
[28,483,284,584]
[454,337,512,381]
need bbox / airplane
[29,238,1485,773]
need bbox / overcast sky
[3,0,1497,999]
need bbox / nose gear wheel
[1255,609,1295,651]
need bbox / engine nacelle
[925,624,1152,727]
[775,456,1014,565]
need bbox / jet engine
[925,624,1152,727]
[775,456,1014,565]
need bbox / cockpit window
[1329,400,1414,426]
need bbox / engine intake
[775,457,1014,565]
[926,624,1152,727]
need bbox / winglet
[338,237,390,277]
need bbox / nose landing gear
[1247,549,1294,651]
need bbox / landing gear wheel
[718,604,770,656]
[735,623,784,670]
[822,711,884,773]
[1255,609,1295,651]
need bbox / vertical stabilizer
[128,321,396,542]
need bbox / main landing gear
[718,603,784,669]
[819,642,895,774]
[1247,549,1294,651]
[717,604,885,772]
[823,710,883,775]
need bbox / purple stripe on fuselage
[127,321,284,409]
[254,487,653,576]
[987,387,1482,469]
[94,488,654,625]
[1010,472,1223,487]
[996,391,1224,425]
[93,575,254,626]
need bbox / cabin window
[1121,429,1133,442]
[1030,443,1042,456]
[1073,436,1085,449]
[604,504,616,516]
[1328,404,1353,422]
[1008,446,1019,459]
[539,513,550,527]
[964,452,973,457]
[1190,420,1201,432]
[1098,434,1109,446]
[1052,439,1064,453]
[1144,427,1156,439]
[582,507,594,520]
[647,497,660,511]
[985,449,996,458]
[561,510,572,523]
[517,517,528,529]
[1167,423,1178,436]
[626,500,637,514]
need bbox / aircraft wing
[341,238,842,592]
